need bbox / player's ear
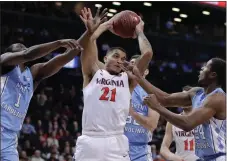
[144,69,149,76]
[104,56,108,63]
[210,72,217,79]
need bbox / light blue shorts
[129,144,153,161]
[1,126,19,161]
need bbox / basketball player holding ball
[73,7,154,161]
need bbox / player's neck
[204,82,220,95]
[19,64,26,72]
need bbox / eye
[113,54,119,58]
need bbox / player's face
[105,49,127,74]
[198,60,213,85]
[130,58,149,77]
[130,58,136,65]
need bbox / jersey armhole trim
[1,76,9,96]
[83,69,100,92]
[26,66,34,92]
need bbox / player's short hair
[182,85,193,91]
[210,58,226,88]
[130,54,141,61]
[4,43,26,53]
[106,47,126,56]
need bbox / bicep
[162,87,201,107]
[80,41,100,76]
[1,51,27,66]
[186,106,216,129]
[162,92,191,107]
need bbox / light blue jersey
[125,85,152,161]
[1,66,33,161]
[192,88,226,161]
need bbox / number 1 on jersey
[99,87,116,102]
[15,93,22,108]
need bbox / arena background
[0,1,226,161]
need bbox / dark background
[1,1,226,161]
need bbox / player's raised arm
[78,7,108,80]
[0,40,77,67]
[131,67,201,107]
[134,18,153,74]
[160,123,184,161]
[144,93,225,132]
[31,41,82,86]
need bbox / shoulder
[205,92,225,105]
[202,92,226,117]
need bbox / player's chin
[112,67,122,74]
[108,68,121,75]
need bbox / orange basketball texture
[112,10,140,38]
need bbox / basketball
[112,10,140,38]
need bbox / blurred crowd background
[1,1,226,161]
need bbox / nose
[117,59,123,64]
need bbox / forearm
[77,30,91,49]
[135,32,153,73]
[155,105,191,131]
[25,40,62,60]
[137,77,168,97]
[137,32,153,55]
[131,113,155,131]
[33,50,80,80]
[90,23,109,41]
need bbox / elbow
[149,124,158,132]
[144,51,153,60]
[147,121,158,132]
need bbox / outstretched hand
[133,16,144,39]
[143,94,161,111]
[80,7,108,34]
[59,39,83,50]
[120,61,143,80]
[64,40,83,54]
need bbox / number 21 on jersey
[99,87,117,102]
